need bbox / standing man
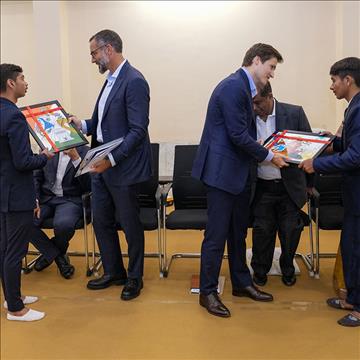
[300,57,360,327]
[71,30,152,300]
[192,43,288,317]
[0,63,57,321]
[32,146,91,279]
[251,82,312,287]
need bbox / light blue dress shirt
[241,67,273,162]
[81,59,127,166]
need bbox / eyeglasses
[90,44,107,57]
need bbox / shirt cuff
[264,151,274,162]
[107,153,116,167]
[81,120,87,134]
[72,157,82,168]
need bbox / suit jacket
[269,100,312,209]
[192,68,268,195]
[85,61,152,186]
[0,97,47,212]
[33,145,91,205]
[314,91,360,215]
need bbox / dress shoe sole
[120,291,141,301]
[232,291,273,302]
[87,279,127,290]
[282,277,297,286]
[199,302,231,318]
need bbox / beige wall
[1,1,359,142]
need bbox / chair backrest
[315,173,343,205]
[137,143,159,208]
[313,173,344,230]
[172,145,207,210]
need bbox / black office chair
[161,145,208,277]
[23,192,93,275]
[308,172,344,278]
[88,143,164,277]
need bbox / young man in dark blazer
[300,57,360,327]
[192,44,288,317]
[32,145,91,278]
[71,30,152,300]
[251,82,312,287]
[0,63,56,321]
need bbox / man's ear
[344,75,354,87]
[253,56,260,66]
[7,78,15,90]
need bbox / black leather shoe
[232,285,273,302]
[121,278,143,301]
[34,255,52,272]
[282,274,296,286]
[54,254,75,279]
[253,273,267,286]
[199,292,231,318]
[87,274,127,290]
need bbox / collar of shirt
[106,59,127,85]
[241,67,257,98]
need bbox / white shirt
[256,101,281,180]
[51,152,82,197]
[81,59,127,167]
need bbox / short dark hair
[259,82,273,98]
[89,29,123,53]
[242,43,283,67]
[0,63,23,92]
[330,57,360,87]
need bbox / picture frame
[263,130,335,164]
[20,100,88,152]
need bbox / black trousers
[34,197,82,255]
[200,184,253,295]
[0,211,59,312]
[92,174,144,279]
[251,179,304,278]
[341,212,360,312]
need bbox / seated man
[32,146,90,279]
[251,82,312,287]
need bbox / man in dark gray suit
[32,146,91,278]
[251,82,312,287]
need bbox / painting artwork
[20,100,88,152]
[263,130,334,164]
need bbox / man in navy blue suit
[192,44,288,317]
[300,57,360,327]
[0,63,58,321]
[71,30,152,300]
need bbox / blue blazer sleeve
[111,77,150,163]
[314,106,360,172]
[7,111,47,171]
[220,86,268,162]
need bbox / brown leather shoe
[199,293,231,318]
[232,285,273,302]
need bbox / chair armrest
[160,182,173,207]
[310,188,320,208]
[81,191,92,208]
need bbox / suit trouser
[92,174,144,279]
[0,211,59,312]
[341,212,360,312]
[251,179,304,278]
[34,197,83,254]
[200,184,253,295]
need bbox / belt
[257,178,282,184]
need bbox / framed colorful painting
[20,100,88,152]
[263,130,335,164]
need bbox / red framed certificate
[20,100,88,152]
[263,130,334,164]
